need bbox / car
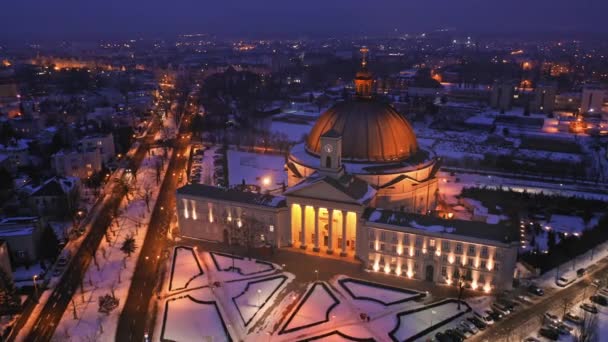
[444,329,464,342]
[473,311,494,325]
[528,285,544,296]
[556,322,573,334]
[580,303,598,314]
[515,294,532,304]
[459,320,478,334]
[590,295,608,306]
[434,332,450,342]
[466,316,487,330]
[53,267,63,277]
[539,327,559,340]
[563,312,582,325]
[556,276,575,287]
[544,312,560,325]
[496,299,517,311]
[577,268,586,277]
[491,303,510,316]
[57,256,69,267]
[454,327,472,338]
[485,309,502,321]
[592,279,602,287]
[599,287,608,296]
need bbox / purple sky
[1,0,606,39]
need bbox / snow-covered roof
[177,184,287,209]
[364,208,518,244]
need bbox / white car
[474,311,494,325]
[556,276,575,287]
[491,303,511,316]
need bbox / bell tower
[354,47,373,99]
[319,130,343,177]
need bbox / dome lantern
[355,47,373,99]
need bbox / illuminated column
[300,205,306,249]
[191,200,197,220]
[327,209,334,254]
[313,207,320,252]
[182,199,189,219]
[340,210,347,257]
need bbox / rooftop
[285,172,376,205]
[364,208,518,244]
[177,184,286,208]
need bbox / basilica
[176,50,519,291]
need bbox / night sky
[1,0,607,40]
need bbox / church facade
[176,49,519,291]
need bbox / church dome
[305,99,419,162]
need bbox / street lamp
[33,275,39,302]
[257,289,262,307]
[314,270,319,282]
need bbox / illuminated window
[269,225,274,232]
[429,239,436,247]
[455,244,463,254]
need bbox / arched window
[325,156,331,168]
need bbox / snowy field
[227,150,286,191]
[211,252,275,276]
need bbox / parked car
[434,332,451,342]
[576,268,586,277]
[556,276,575,287]
[491,302,511,316]
[591,279,602,287]
[496,299,517,311]
[544,312,560,325]
[516,294,532,304]
[485,309,503,322]
[444,329,464,342]
[590,295,608,306]
[528,285,544,296]
[539,327,559,340]
[454,327,472,338]
[473,311,494,325]
[466,316,487,330]
[580,303,598,314]
[556,322,573,334]
[459,320,478,334]
[563,312,582,325]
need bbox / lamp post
[33,275,39,302]
[314,270,319,282]
[457,275,466,310]
[257,289,262,307]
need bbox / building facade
[79,133,116,164]
[51,147,102,178]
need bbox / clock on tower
[319,130,343,176]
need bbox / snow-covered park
[152,247,479,342]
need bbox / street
[115,102,192,341]
[19,119,161,342]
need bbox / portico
[289,203,358,257]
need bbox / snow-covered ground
[154,250,483,342]
[268,121,313,142]
[162,287,229,342]
[226,150,286,191]
[168,247,206,291]
[52,146,172,341]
